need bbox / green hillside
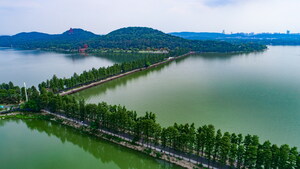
[0,27,266,52]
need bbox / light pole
[24,82,28,102]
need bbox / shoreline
[1,112,203,169]
[59,52,195,96]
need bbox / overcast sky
[0,0,299,35]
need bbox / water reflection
[192,50,266,61]
[0,49,116,86]
[74,52,252,100]
[20,119,180,169]
[74,62,172,100]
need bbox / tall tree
[213,129,222,161]
[278,144,290,169]
[219,132,231,165]
[205,124,215,164]
[237,145,244,169]
[229,143,237,168]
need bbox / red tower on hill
[68,28,74,34]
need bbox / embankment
[59,52,195,96]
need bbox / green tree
[79,99,86,121]
[236,145,244,169]
[278,144,290,169]
[213,129,222,161]
[205,124,215,164]
[219,132,231,165]
[262,141,272,169]
[296,154,300,169]
[287,147,298,169]
[196,126,206,164]
[271,144,280,169]
[228,143,237,168]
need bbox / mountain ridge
[0,27,266,52]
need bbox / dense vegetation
[170,32,300,45]
[12,87,298,169]
[0,82,41,105]
[0,27,266,52]
[88,27,266,52]
[0,82,22,104]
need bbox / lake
[0,48,115,86]
[75,46,300,148]
[0,48,163,87]
[0,119,181,169]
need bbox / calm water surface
[0,119,181,169]
[0,48,115,86]
[75,46,300,148]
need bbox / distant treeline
[0,27,267,52]
[170,32,300,45]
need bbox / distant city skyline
[2,28,300,36]
[1,0,299,35]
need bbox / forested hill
[0,27,266,52]
[0,28,98,49]
[170,32,300,45]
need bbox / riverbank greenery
[0,82,42,105]
[0,113,53,120]
[17,88,300,169]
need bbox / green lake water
[75,46,300,148]
[0,119,181,169]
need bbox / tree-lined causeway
[74,46,300,148]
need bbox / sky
[0,0,299,35]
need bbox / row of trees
[1,50,188,104]
[38,54,171,93]
[22,89,300,169]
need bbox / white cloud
[0,0,299,35]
